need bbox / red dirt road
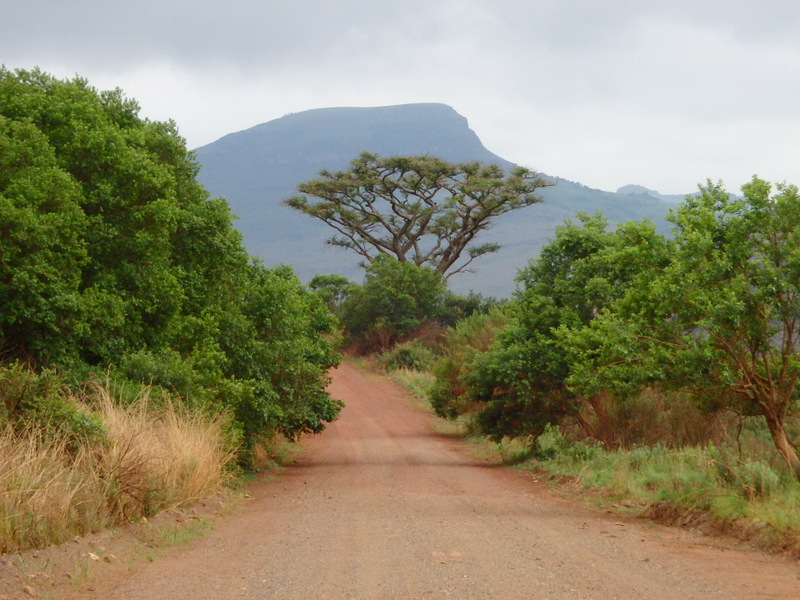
[75,363,799,599]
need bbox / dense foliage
[435,213,669,439]
[429,308,507,420]
[338,255,448,352]
[0,68,341,459]
[567,179,800,476]
[432,182,800,478]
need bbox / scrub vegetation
[0,68,340,551]
[6,65,800,556]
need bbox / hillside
[194,103,671,297]
[617,184,689,204]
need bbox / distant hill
[194,103,672,297]
[616,184,689,204]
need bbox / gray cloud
[3,0,800,193]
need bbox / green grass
[391,368,437,406]
[519,426,800,536]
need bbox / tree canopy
[432,177,800,478]
[568,179,800,476]
[456,213,670,441]
[0,67,341,459]
[285,152,552,277]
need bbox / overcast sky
[3,0,800,194]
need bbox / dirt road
[73,363,799,599]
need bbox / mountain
[616,184,688,204]
[194,103,671,298]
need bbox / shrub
[0,362,105,445]
[379,339,438,371]
[429,308,507,419]
[340,255,447,353]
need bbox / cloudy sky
[3,0,800,194]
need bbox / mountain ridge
[616,184,689,204]
[194,103,672,297]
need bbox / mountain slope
[194,103,670,297]
[617,184,689,204]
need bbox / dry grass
[0,384,235,554]
[91,385,235,520]
[0,427,107,552]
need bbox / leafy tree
[0,116,87,364]
[463,213,669,440]
[339,255,447,351]
[308,273,357,316]
[439,290,501,328]
[217,264,342,451]
[0,68,189,364]
[0,67,342,459]
[285,152,552,277]
[569,179,800,476]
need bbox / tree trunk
[584,390,614,444]
[763,411,800,480]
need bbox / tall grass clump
[0,427,107,552]
[392,368,437,403]
[89,384,236,521]
[0,381,235,554]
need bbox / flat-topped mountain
[195,103,671,297]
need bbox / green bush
[532,424,600,462]
[340,255,447,353]
[0,69,343,464]
[438,291,500,328]
[379,339,438,371]
[308,273,356,317]
[429,308,507,419]
[0,362,105,445]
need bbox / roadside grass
[91,385,235,519]
[390,368,436,407]
[155,516,214,547]
[0,383,236,554]
[244,435,305,481]
[500,425,800,556]
[0,428,107,552]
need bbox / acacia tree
[285,152,552,277]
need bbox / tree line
[0,67,341,461]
